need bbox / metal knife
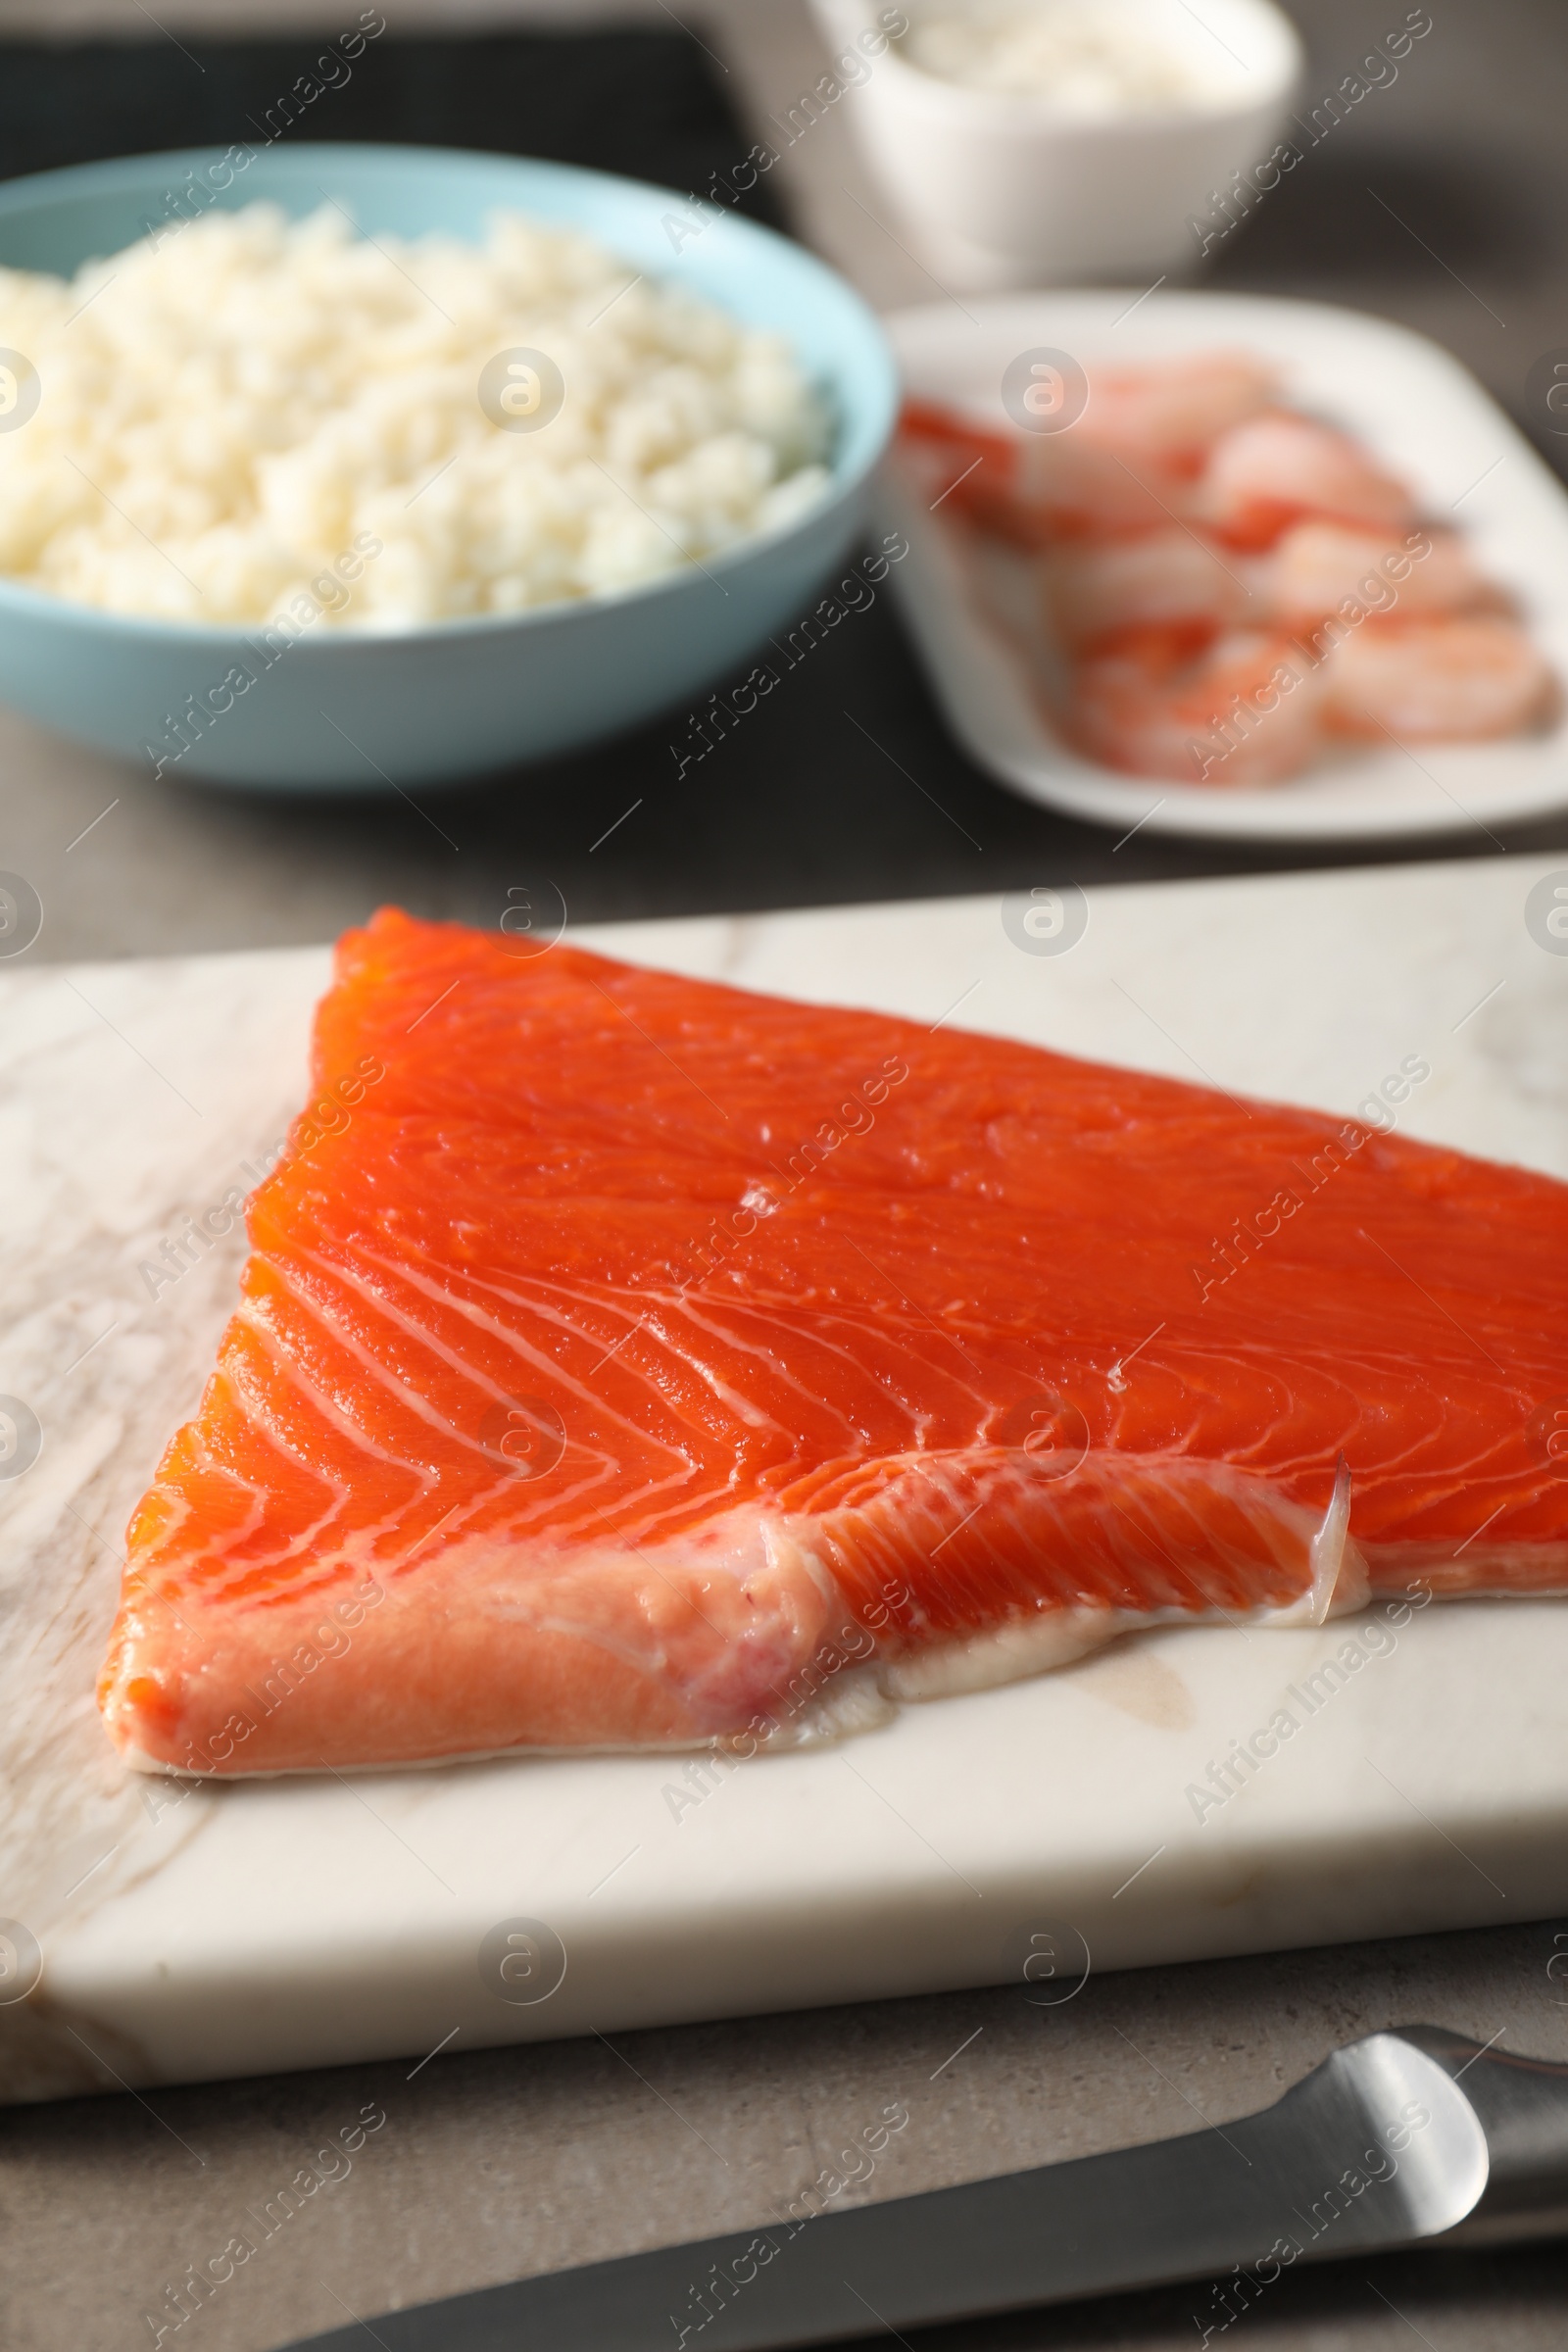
[275,2027,1568,2352]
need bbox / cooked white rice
[0,203,832,628]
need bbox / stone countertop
[2,4,1567,2350]
[7,1926,1568,2352]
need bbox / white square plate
[879,289,1568,842]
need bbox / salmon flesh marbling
[97,908,1568,1774]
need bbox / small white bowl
[812,0,1302,288]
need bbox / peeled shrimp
[1067,625,1324,784]
[1076,351,1279,467]
[905,352,1557,787]
[1199,415,1418,549]
[900,355,1276,543]
[1015,434,1193,538]
[1041,529,1263,650]
[1322,615,1555,740]
[900,401,1188,544]
[1270,522,1490,626]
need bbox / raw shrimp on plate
[1323,615,1556,741]
[1069,625,1324,785]
[901,351,1277,544]
[898,345,1554,789]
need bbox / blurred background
[1,0,1565,959]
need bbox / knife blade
[274,2027,1568,2352]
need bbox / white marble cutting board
[2,856,1567,2106]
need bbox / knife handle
[1397,2027,1568,2244]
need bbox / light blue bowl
[0,145,897,789]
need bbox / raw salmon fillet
[98,908,1568,1775]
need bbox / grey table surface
[4,2,1568,2348]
